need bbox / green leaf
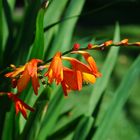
[0,0,3,64]
[2,112,13,140]
[47,0,86,59]
[73,116,94,140]
[2,0,14,66]
[92,55,140,140]
[72,23,120,140]
[1,107,18,140]
[7,0,15,11]
[37,89,64,140]
[44,0,68,27]
[88,22,120,115]
[20,86,51,140]
[47,115,83,140]
[43,0,69,58]
[11,0,42,65]
[29,8,45,59]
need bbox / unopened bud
[120,39,128,45]
[12,79,17,88]
[88,43,93,49]
[73,43,80,50]
[104,40,113,47]
[134,42,140,46]
[10,64,16,69]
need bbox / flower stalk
[0,39,140,119]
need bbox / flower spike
[71,51,101,77]
[5,59,43,95]
[44,52,63,84]
[7,92,34,119]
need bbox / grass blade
[43,0,69,56]
[72,23,120,140]
[11,0,42,64]
[47,115,83,140]
[73,116,94,140]
[29,8,45,59]
[0,0,3,64]
[88,22,120,115]
[92,55,140,140]
[47,0,86,58]
[37,89,64,140]
[2,0,14,66]
[20,86,51,140]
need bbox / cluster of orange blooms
[0,43,102,119]
[1,39,139,119]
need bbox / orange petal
[71,51,101,77]
[7,93,34,119]
[31,74,40,95]
[63,68,82,90]
[61,80,69,96]
[62,57,92,74]
[45,52,63,84]
[17,70,30,92]
[5,65,25,78]
[27,59,42,77]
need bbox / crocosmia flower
[61,67,82,96]
[7,92,34,119]
[5,59,42,95]
[71,51,102,77]
[44,52,63,84]
[62,56,92,74]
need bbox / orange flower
[61,67,82,96]
[44,52,63,84]
[62,56,92,74]
[5,59,42,95]
[7,92,34,119]
[5,65,25,78]
[61,56,97,96]
[71,51,101,77]
[61,67,96,96]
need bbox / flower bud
[88,43,93,49]
[73,43,80,50]
[104,40,113,47]
[120,39,128,45]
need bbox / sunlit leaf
[92,55,140,140]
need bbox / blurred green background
[0,0,140,140]
[62,0,140,139]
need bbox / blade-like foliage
[43,0,69,58]
[1,0,140,140]
[29,8,45,59]
[47,0,86,58]
[7,0,15,11]
[73,116,94,140]
[20,86,51,140]
[92,55,140,140]
[11,0,42,64]
[37,89,64,140]
[0,0,3,64]
[47,115,83,140]
[72,23,120,139]
[88,23,120,115]
[2,0,14,66]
